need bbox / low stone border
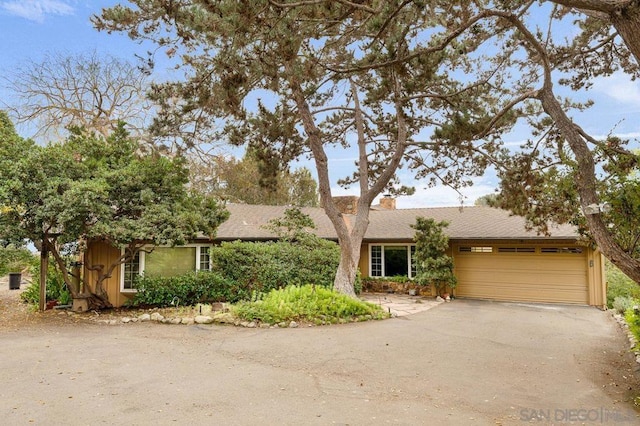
[90,310,303,329]
[610,310,640,365]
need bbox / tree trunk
[333,230,365,297]
[538,87,640,284]
[39,245,48,312]
[611,3,640,64]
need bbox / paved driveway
[0,299,638,425]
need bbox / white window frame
[196,245,213,271]
[120,244,213,292]
[368,243,416,279]
[121,249,145,293]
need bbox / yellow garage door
[453,245,589,304]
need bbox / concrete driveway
[0,299,638,425]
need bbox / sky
[1,0,640,209]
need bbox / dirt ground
[1,277,639,425]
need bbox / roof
[212,203,578,242]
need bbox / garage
[453,244,592,305]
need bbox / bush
[129,271,240,307]
[624,303,640,350]
[606,261,640,309]
[0,246,34,277]
[20,260,70,306]
[612,296,635,314]
[232,285,389,325]
[210,239,340,294]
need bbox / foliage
[232,285,389,325]
[0,114,228,307]
[624,305,640,351]
[361,276,413,286]
[412,217,457,295]
[94,1,516,296]
[20,260,70,306]
[606,261,640,309]
[0,246,34,277]
[92,0,640,291]
[263,207,316,242]
[188,154,318,207]
[613,296,635,315]
[128,271,240,307]
[210,239,340,295]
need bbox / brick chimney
[379,195,396,210]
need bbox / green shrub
[0,246,34,277]
[210,239,340,294]
[232,284,389,325]
[129,271,240,307]
[624,303,640,350]
[606,261,640,309]
[20,260,70,306]
[612,296,635,314]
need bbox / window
[145,247,197,277]
[123,251,142,291]
[369,244,415,278]
[120,244,212,291]
[198,246,211,271]
[459,246,493,253]
[541,247,583,254]
[497,247,535,253]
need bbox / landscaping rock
[121,317,131,324]
[212,312,235,324]
[195,315,214,324]
[289,321,299,328]
[247,321,256,328]
[181,317,194,325]
[138,313,151,322]
[150,312,164,321]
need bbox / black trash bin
[8,273,21,290]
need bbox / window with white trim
[122,251,142,291]
[369,244,416,278]
[198,246,212,271]
[120,244,214,291]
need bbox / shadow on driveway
[0,299,638,425]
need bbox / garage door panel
[456,282,588,304]
[454,248,589,305]
[456,269,587,287]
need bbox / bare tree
[2,50,151,140]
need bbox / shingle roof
[213,203,578,242]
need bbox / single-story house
[84,197,606,308]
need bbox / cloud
[592,72,640,107]
[1,0,74,23]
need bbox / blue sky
[1,0,639,209]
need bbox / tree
[461,4,640,284]
[411,217,457,297]
[474,194,499,207]
[264,207,317,243]
[0,114,228,308]
[548,0,640,64]
[188,153,319,207]
[1,51,152,141]
[94,1,513,296]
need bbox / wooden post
[39,244,48,312]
